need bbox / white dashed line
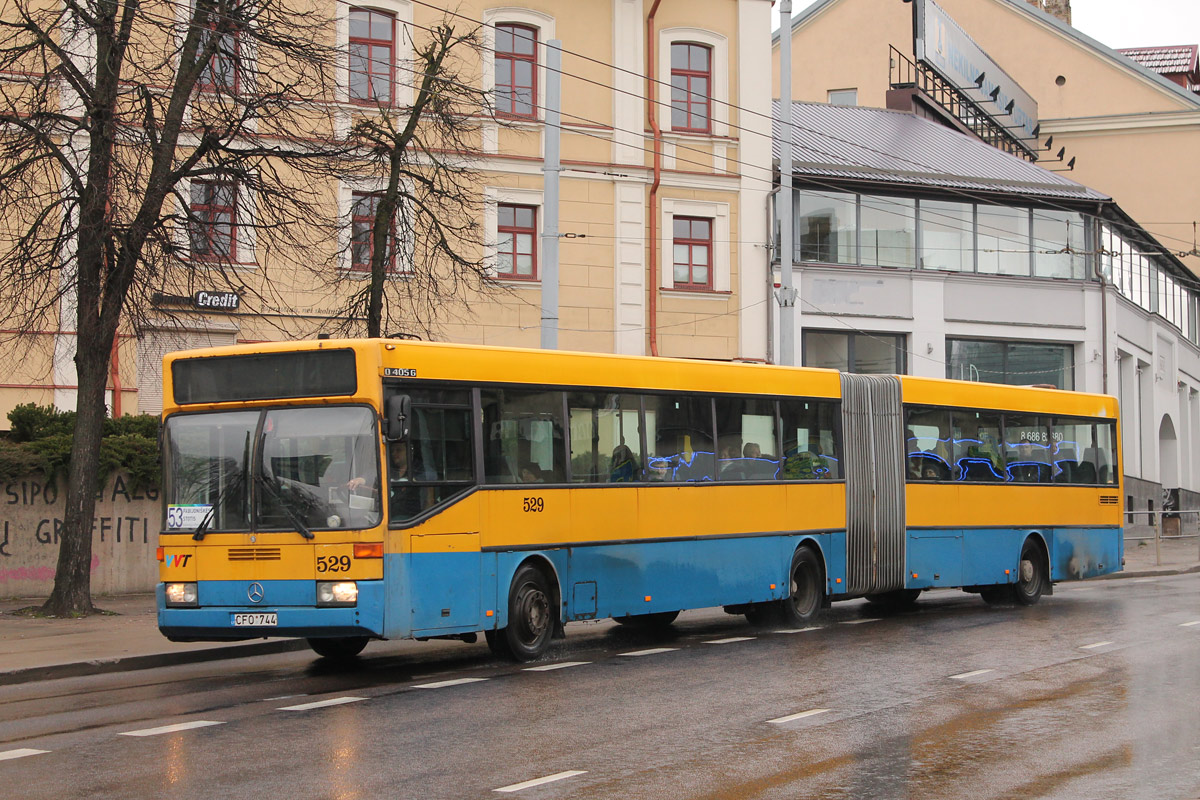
[775,627,821,634]
[950,669,995,680]
[840,618,880,625]
[120,721,224,737]
[618,647,678,657]
[0,749,49,761]
[704,636,755,645]
[1080,641,1114,650]
[278,696,366,711]
[1180,620,1200,627]
[768,708,830,724]
[523,662,590,672]
[495,770,587,793]
[413,678,489,689]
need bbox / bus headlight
[165,582,198,607]
[317,581,358,607]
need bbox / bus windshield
[163,406,382,533]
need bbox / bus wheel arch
[491,556,560,662]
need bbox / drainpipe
[646,0,663,357]
[766,185,780,365]
[1094,207,1109,395]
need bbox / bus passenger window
[779,399,840,480]
[644,394,715,482]
[904,406,951,482]
[714,396,779,481]
[567,392,643,483]
[952,410,1005,482]
[1004,414,1051,483]
[481,389,566,484]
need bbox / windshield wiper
[192,490,222,541]
[255,473,315,540]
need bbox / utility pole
[540,40,562,350]
[776,0,797,365]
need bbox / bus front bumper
[156,579,385,641]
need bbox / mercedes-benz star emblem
[247,582,265,603]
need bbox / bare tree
[330,15,504,338]
[0,0,343,615]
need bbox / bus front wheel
[307,636,368,660]
[498,563,555,662]
[780,547,824,626]
[1013,539,1047,606]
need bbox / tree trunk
[39,332,112,616]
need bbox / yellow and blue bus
[157,339,1122,660]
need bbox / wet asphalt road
[3,573,1199,800]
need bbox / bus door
[840,374,906,595]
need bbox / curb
[0,638,309,688]
[1096,563,1200,580]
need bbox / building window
[827,88,857,106]
[803,330,906,374]
[977,205,1030,276]
[795,189,857,265]
[919,199,974,272]
[189,179,237,261]
[860,196,915,269]
[349,8,394,104]
[350,192,399,273]
[946,338,1075,390]
[672,216,712,290]
[198,22,240,93]
[670,42,711,133]
[496,203,537,279]
[495,23,537,118]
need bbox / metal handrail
[1122,507,1200,567]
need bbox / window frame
[189,178,238,262]
[196,19,241,94]
[494,22,538,120]
[669,41,712,134]
[495,202,539,281]
[350,190,399,274]
[671,215,714,291]
[348,7,396,105]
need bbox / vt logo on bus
[165,554,192,568]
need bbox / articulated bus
[157,339,1123,661]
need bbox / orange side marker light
[645,595,652,602]
[353,543,384,559]
[156,546,164,562]
[770,583,777,590]
[836,578,842,584]
[1005,569,1011,575]
[486,609,494,617]
[912,573,918,579]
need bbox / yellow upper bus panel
[900,375,1118,419]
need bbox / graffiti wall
[0,473,160,599]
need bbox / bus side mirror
[385,395,412,442]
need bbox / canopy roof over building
[772,101,1109,203]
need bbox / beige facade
[0,0,776,422]
[772,0,1200,278]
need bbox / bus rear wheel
[780,547,824,626]
[498,563,555,662]
[307,636,369,660]
[1013,539,1047,606]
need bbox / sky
[772,0,1200,50]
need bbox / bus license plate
[232,612,277,627]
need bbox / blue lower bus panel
[157,579,386,641]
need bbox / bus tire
[501,563,555,662]
[307,636,369,660]
[780,547,824,626]
[1013,538,1047,606]
[613,610,679,629]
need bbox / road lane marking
[949,669,994,680]
[278,696,366,711]
[495,770,587,793]
[618,647,678,656]
[1180,621,1200,627]
[1130,578,1157,584]
[0,749,49,761]
[413,678,488,689]
[524,662,590,672]
[704,636,755,645]
[1080,641,1114,650]
[768,708,830,724]
[775,627,820,634]
[120,721,224,737]
[840,618,879,625]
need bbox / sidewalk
[3,537,1198,687]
